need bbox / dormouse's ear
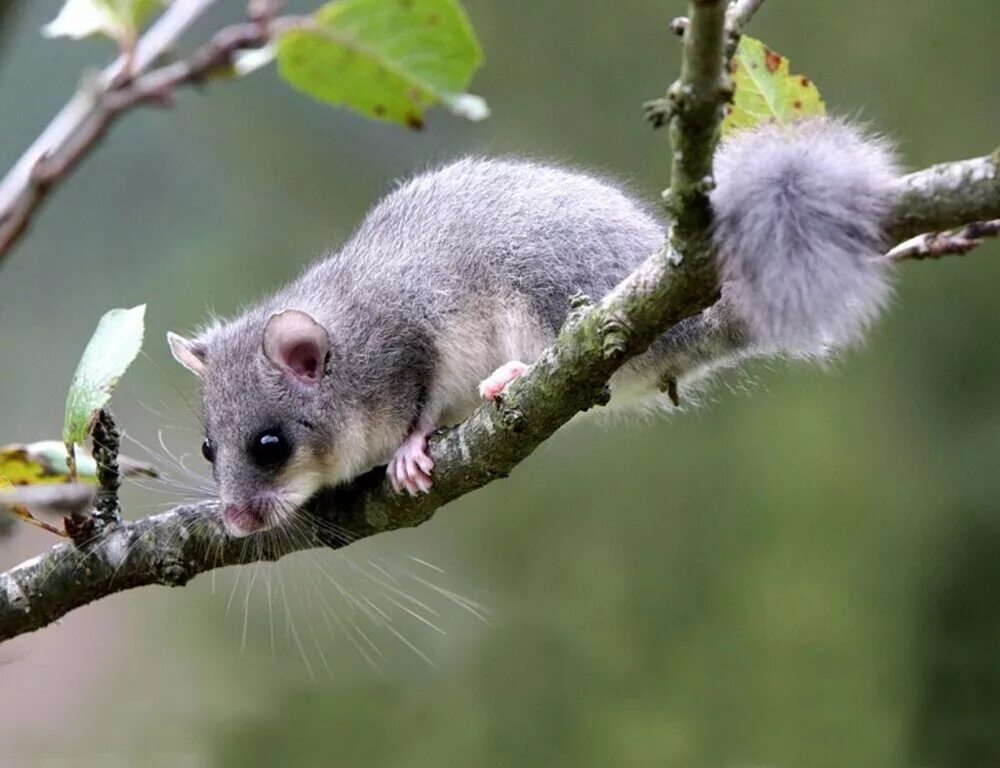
[262,310,329,386]
[167,332,208,378]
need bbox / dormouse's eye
[250,430,292,468]
[201,437,215,464]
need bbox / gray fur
[181,158,666,520]
[174,125,900,528]
[711,118,899,353]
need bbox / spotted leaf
[723,36,825,136]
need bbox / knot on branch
[31,153,61,191]
[667,82,693,111]
[155,555,194,587]
[567,291,595,325]
[64,514,96,546]
[601,317,632,361]
[493,393,526,433]
[644,97,675,129]
[152,547,198,587]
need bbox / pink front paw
[387,426,435,496]
[478,360,529,401]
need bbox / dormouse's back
[292,158,665,329]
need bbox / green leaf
[276,0,488,129]
[63,305,145,447]
[42,0,160,45]
[722,36,825,137]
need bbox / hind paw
[478,360,529,401]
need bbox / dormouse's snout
[222,501,268,537]
[204,429,299,537]
[168,308,334,538]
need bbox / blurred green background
[1,1,998,766]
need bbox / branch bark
[887,152,1000,242]
[665,0,729,315]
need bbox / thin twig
[0,0,220,214]
[22,18,276,190]
[0,0,289,264]
[886,219,1000,262]
[726,0,766,35]
[5,505,69,538]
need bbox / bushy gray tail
[710,118,899,354]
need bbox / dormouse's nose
[222,503,266,537]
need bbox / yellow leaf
[0,440,156,486]
[723,37,825,137]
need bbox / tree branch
[1,2,998,645]
[664,0,729,315]
[726,0,766,33]
[887,151,1000,242]
[886,219,1000,262]
[2,148,999,643]
[0,0,293,264]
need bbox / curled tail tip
[710,117,900,353]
